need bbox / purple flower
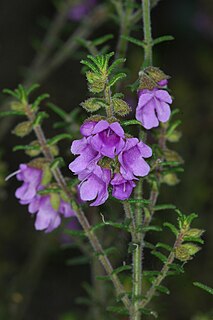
[29,195,75,233]
[111,173,136,200]
[87,120,125,158]
[68,0,97,21]
[69,136,101,174]
[118,138,152,180]
[136,87,172,129]
[15,164,43,203]
[79,165,111,206]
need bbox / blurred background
[0,0,212,319]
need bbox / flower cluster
[136,79,173,130]
[69,120,152,205]
[15,164,75,232]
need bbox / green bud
[25,141,41,157]
[162,173,180,186]
[81,98,102,113]
[50,145,59,157]
[10,101,26,112]
[184,228,205,238]
[181,243,201,256]
[113,98,131,116]
[86,71,106,93]
[138,72,157,90]
[41,164,52,186]
[28,158,48,169]
[167,130,182,143]
[60,190,70,203]
[175,245,191,262]
[13,121,32,137]
[50,193,60,211]
[144,66,170,84]
[164,149,184,164]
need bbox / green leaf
[186,212,198,225]
[47,134,72,145]
[193,282,213,295]
[108,58,126,74]
[31,93,50,109]
[107,306,128,316]
[50,157,65,170]
[169,263,184,274]
[66,256,89,266]
[33,111,49,126]
[151,251,168,263]
[140,308,158,318]
[108,73,126,87]
[144,241,156,250]
[166,120,182,137]
[183,236,204,244]
[127,198,150,205]
[153,35,174,45]
[26,84,40,96]
[156,242,173,252]
[13,144,40,152]
[80,59,99,73]
[154,204,176,211]
[0,110,25,117]
[156,285,170,295]
[46,102,68,120]
[3,88,19,99]
[141,225,162,232]
[121,35,145,48]
[143,271,161,277]
[122,120,142,126]
[111,265,132,275]
[93,34,114,46]
[163,222,178,236]
[96,275,111,281]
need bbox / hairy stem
[132,179,143,320]
[25,105,131,311]
[142,0,153,67]
[139,232,184,309]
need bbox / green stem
[132,179,143,320]
[142,0,153,67]
[104,85,114,118]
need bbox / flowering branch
[21,92,131,312]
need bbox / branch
[25,105,131,311]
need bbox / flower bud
[50,145,59,157]
[175,245,191,262]
[25,141,41,157]
[162,173,180,186]
[86,71,106,93]
[113,98,131,116]
[81,98,102,113]
[13,121,32,137]
[184,228,205,238]
[144,66,170,84]
[167,130,182,143]
[10,101,26,112]
[164,149,184,164]
[50,192,60,211]
[175,243,201,261]
[41,164,52,186]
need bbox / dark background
[0,0,212,319]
